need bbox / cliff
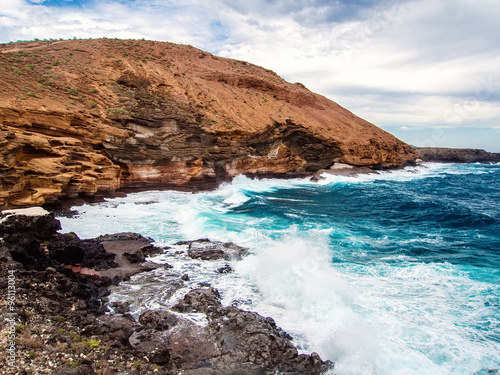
[0,38,417,208]
[416,147,500,163]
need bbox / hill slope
[0,38,416,207]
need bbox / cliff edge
[0,39,416,208]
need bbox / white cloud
[0,0,499,148]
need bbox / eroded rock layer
[0,39,417,207]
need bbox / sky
[1,0,499,152]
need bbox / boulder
[185,239,248,261]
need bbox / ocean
[57,162,500,375]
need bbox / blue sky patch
[27,0,85,8]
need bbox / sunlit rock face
[0,39,416,207]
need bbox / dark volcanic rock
[96,232,155,243]
[185,239,248,261]
[187,239,228,260]
[97,314,141,346]
[130,288,332,373]
[169,288,333,374]
[139,309,180,331]
[128,329,171,364]
[415,147,500,163]
[48,234,118,270]
[0,210,333,374]
[0,211,61,241]
[123,249,146,263]
[173,287,224,316]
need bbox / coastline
[1,163,498,373]
[0,209,332,374]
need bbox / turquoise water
[58,163,500,375]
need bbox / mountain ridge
[0,38,417,208]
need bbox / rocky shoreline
[415,147,500,163]
[0,38,417,209]
[0,209,333,374]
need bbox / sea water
[58,163,500,375]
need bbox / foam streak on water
[58,163,500,375]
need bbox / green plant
[12,67,23,76]
[133,361,141,370]
[15,324,26,333]
[71,334,82,342]
[106,107,129,118]
[86,338,100,348]
[90,88,99,93]
[28,351,37,359]
[68,87,78,96]
[27,91,41,99]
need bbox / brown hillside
[0,38,416,207]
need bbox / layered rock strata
[0,38,417,208]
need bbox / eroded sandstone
[0,38,417,208]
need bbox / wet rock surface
[181,239,249,261]
[0,211,333,374]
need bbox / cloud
[0,0,499,149]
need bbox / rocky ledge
[0,210,333,374]
[0,38,416,208]
[415,147,500,163]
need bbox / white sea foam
[57,163,500,375]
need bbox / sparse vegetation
[15,324,27,333]
[27,91,41,99]
[106,107,129,118]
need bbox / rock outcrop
[0,208,333,374]
[415,147,500,163]
[0,38,417,208]
[126,287,333,374]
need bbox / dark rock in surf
[166,287,333,374]
[217,264,233,274]
[185,239,248,261]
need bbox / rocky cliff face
[0,38,417,207]
[416,147,500,163]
